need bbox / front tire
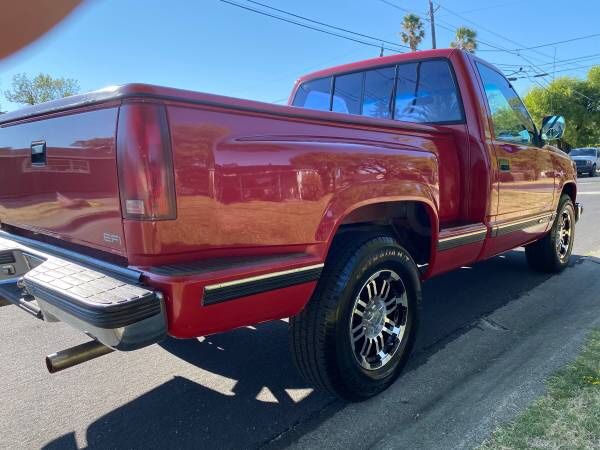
[525,195,575,273]
[290,234,420,401]
[590,164,596,177]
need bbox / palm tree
[400,14,425,52]
[451,27,477,53]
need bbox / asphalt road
[2,176,600,450]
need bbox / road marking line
[577,191,600,194]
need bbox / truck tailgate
[0,106,125,256]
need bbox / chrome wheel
[349,269,408,371]
[555,208,573,261]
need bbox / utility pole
[429,0,437,49]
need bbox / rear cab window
[292,76,332,112]
[362,66,396,119]
[292,58,464,125]
[332,72,363,114]
[395,60,462,123]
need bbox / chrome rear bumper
[0,231,166,351]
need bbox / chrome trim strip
[491,213,555,237]
[437,228,487,251]
[438,228,487,243]
[496,213,554,229]
[204,263,324,292]
[203,263,324,305]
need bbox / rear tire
[290,234,420,401]
[525,195,575,273]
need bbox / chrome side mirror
[541,115,565,141]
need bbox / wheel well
[335,201,433,267]
[562,182,576,203]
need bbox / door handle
[498,158,510,171]
[31,141,46,166]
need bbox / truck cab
[290,49,577,274]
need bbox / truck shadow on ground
[42,250,572,450]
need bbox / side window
[362,66,396,119]
[394,60,462,124]
[477,63,536,145]
[332,72,363,115]
[292,76,332,111]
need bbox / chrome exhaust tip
[46,340,114,373]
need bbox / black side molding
[437,229,487,251]
[491,213,554,237]
[203,264,324,306]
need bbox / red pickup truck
[0,49,580,400]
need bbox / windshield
[570,148,597,156]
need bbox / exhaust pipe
[46,340,114,373]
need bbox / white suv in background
[570,147,600,177]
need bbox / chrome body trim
[437,228,487,251]
[491,212,555,237]
[203,263,324,305]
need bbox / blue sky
[1,0,599,112]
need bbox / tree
[451,27,477,53]
[400,14,425,52]
[523,67,600,149]
[4,73,80,105]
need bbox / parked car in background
[570,147,600,177]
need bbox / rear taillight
[117,103,176,220]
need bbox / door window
[477,63,536,145]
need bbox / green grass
[480,329,600,450]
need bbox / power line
[242,0,409,50]
[378,0,538,59]
[228,0,600,101]
[511,62,600,79]
[500,52,600,69]
[511,33,600,51]
[420,0,598,88]
[425,1,596,91]
[490,53,600,78]
[387,1,596,103]
[379,0,598,103]
[436,1,522,17]
[377,0,413,16]
[218,0,407,53]
[436,3,554,61]
[515,66,597,103]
